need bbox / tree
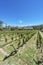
[0,20,3,28]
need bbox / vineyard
[0,29,43,65]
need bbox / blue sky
[0,0,43,26]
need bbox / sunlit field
[0,29,43,65]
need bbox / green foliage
[0,20,3,28]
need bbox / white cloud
[28,24,33,26]
[28,24,36,26]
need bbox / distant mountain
[23,26,33,29]
[13,24,43,30]
[19,24,43,30]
